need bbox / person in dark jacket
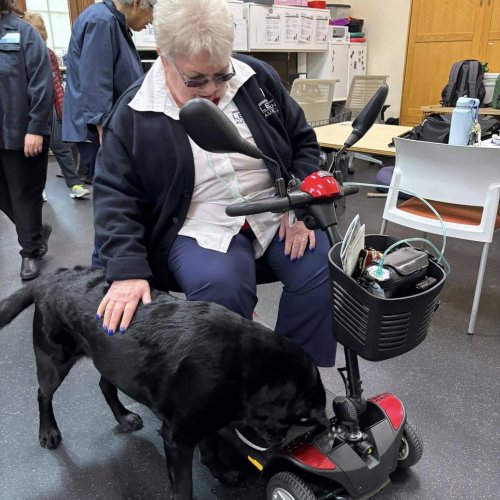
[94,0,336,367]
[62,0,153,183]
[23,11,90,200]
[0,1,53,280]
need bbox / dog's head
[239,351,328,450]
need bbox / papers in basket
[340,215,365,277]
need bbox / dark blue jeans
[167,230,336,367]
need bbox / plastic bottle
[448,96,480,146]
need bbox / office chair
[381,138,500,335]
[290,78,337,127]
[337,75,390,172]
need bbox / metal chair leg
[468,242,490,335]
[380,220,387,235]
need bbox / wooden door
[481,0,500,71]
[400,0,486,125]
[67,0,95,25]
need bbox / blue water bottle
[448,96,479,145]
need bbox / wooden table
[314,122,413,157]
[421,104,500,119]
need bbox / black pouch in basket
[366,247,429,298]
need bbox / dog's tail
[0,286,35,329]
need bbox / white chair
[290,79,336,127]
[344,75,390,122]
[338,75,390,171]
[380,138,500,334]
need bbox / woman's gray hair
[153,0,234,66]
[119,0,153,9]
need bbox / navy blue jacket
[93,54,320,291]
[62,0,143,142]
[0,13,52,150]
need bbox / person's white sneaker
[69,184,91,199]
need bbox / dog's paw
[39,426,62,449]
[119,412,144,432]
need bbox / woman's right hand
[97,279,152,335]
[24,133,44,157]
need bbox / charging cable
[344,181,451,276]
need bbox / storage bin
[326,3,351,20]
[348,17,364,32]
[483,73,500,106]
[308,0,326,8]
[329,235,446,361]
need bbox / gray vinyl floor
[0,157,499,500]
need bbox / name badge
[0,32,21,44]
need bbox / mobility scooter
[179,87,446,500]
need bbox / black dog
[0,266,327,499]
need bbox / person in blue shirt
[93,0,336,367]
[62,0,153,183]
[0,1,53,280]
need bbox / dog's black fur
[0,266,327,499]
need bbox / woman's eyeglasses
[173,61,235,88]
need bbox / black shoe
[37,224,52,259]
[20,257,41,281]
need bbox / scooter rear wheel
[397,418,424,468]
[267,471,316,500]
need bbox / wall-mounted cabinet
[132,2,332,75]
[243,4,329,52]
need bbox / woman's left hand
[24,134,44,158]
[279,213,316,261]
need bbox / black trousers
[0,149,48,258]
[50,112,81,188]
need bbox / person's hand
[279,213,316,261]
[24,134,44,157]
[97,279,151,335]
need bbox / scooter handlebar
[226,191,313,216]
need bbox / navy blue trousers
[168,230,336,367]
[76,139,99,179]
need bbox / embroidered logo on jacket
[259,99,279,118]
[232,110,245,125]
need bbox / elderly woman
[94,0,335,367]
[62,0,153,183]
[0,1,53,280]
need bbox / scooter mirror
[179,98,264,160]
[343,83,389,149]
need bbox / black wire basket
[328,234,446,361]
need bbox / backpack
[440,60,486,107]
[491,76,500,109]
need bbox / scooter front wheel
[397,418,424,468]
[267,471,316,500]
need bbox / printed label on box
[265,13,281,44]
[284,13,300,43]
[300,14,314,43]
